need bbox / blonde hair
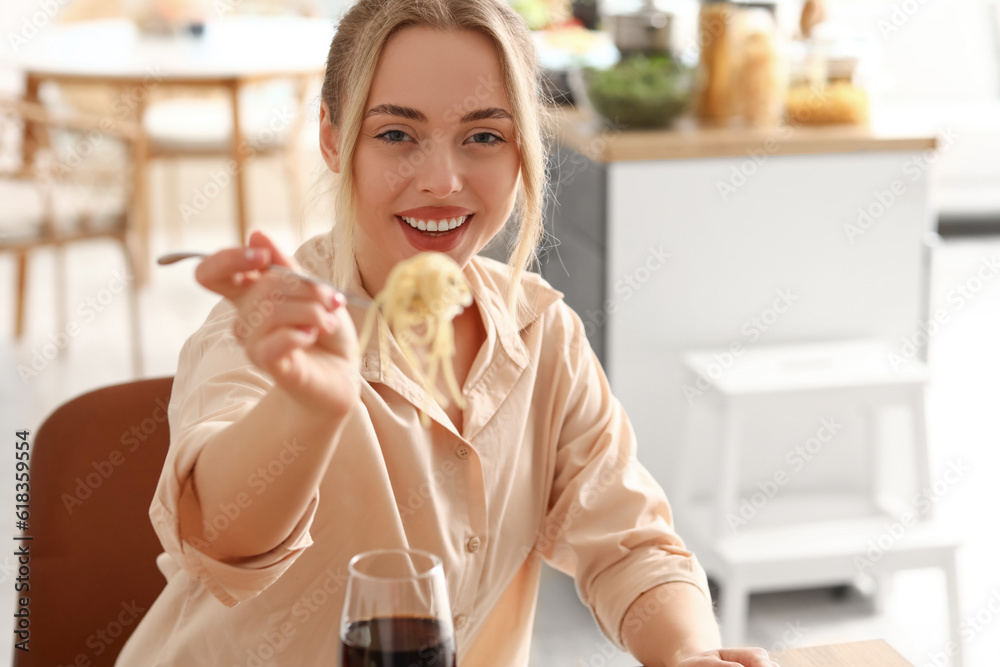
[320,0,555,315]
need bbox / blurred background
[0,0,998,665]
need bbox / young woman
[117,1,777,665]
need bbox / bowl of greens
[581,53,694,130]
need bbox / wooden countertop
[545,105,938,162]
[770,639,913,666]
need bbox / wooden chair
[0,97,145,375]
[143,74,313,244]
[50,1,318,245]
[12,377,174,667]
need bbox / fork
[157,251,372,308]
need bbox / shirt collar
[461,255,563,370]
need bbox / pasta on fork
[358,252,473,426]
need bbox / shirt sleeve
[149,299,320,608]
[538,301,712,650]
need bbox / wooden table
[771,639,913,666]
[4,16,334,280]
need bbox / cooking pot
[603,0,674,55]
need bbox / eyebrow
[364,103,513,123]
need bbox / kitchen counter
[538,102,940,533]
[544,105,938,162]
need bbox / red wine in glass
[339,549,456,667]
[341,616,456,667]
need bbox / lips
[396,213,470,252]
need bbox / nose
[413,137,462,198]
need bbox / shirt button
[453,613,468,630]
[466,536,481,553]
[456,445,470,460]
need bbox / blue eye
[375,129,411,144]
[374,130,506,146]
[469,132,506,146]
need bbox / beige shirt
[116,232,710,666]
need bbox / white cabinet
[541,116,938,509]
[607,149,936,490]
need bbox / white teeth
[401,215,468,232]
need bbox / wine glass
[340,548,456,667]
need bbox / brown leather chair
[13,377,173,667]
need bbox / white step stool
[674,339,963,664]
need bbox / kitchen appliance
[603,0,675,56]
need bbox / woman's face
[320,26,522,296]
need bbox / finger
[195,246,272,299]
[717,647,774,667]
[230,274,343,335]
[248,229,299,270]
[314,300,359,361]
[246,231,347,309]
[263,269,344,310]
[240,239,341,312]
[249,327,320,383]
[678,657,743,667]
[235,301,339,346]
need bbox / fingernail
[245,248,268,263]
[324,290,344,310]
[294,326,319,344]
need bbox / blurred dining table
[770,639,914,666]
[624,639,915,666]
[3,14,336,281]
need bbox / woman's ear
[319,103,341,174]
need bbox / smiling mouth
[398,214,471,233]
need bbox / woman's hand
[622,584,778,667]
[194,230,359,415]
[674,647,778,667]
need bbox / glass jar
[785,22,872,126]
[731,7,785,127]
[695,0,734,125]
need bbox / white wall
[819,1,1000,215]
[1,0,44,94]
[821,0,999,104]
